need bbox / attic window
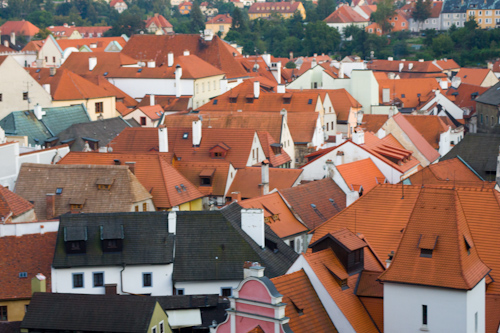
[19,272,28,278]
[69,198,85,212]
[229,96,237,103]
[104,72,108,76]
[100,225,124,252]
[290,299,304,316]
[308,99,313,104]
[36,69,41,73]
[401,94,406,98]
[213,99,218,105]
[183,132,189,139]
[138,68,143,73]
[464,236,472,255]
[96,178,114,190]
[199,168,215,186]
[265,238,279,253]
[180,184,187,191]
[175,185,182,193]
[64,226,87,254]
[56,188,63,195]
[325,265,349,290]
[420,249,433,258]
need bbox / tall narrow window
[422,305,428,326]
[475,312,478,332]
[95,102,103,114]
[0,306,7,321]
[143,273,152,287]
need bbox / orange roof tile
[367,59,444,74]
[445,83,487,113]
[22,40,43,52]
[174,160,230,196]
[82,75,138,109]
[0,186,34,220]
[434,59,460,71]
[123,105,164,120]
[58,152,203,209]
[486,294,500,333]
[324,5,369,23]
[207,14,232,24]
[337,158,386,194]
[239,192,308,238]
[271,269,338,332]
[360,114,389,133]
[256,131,291,167]
[403,115,449,149]
[0,233,57,299]
[0,20,39,36]
[60,52,138,76]
[74,26,111,38]
[356,270,384,297]
[137,95,191,112]
[376,78,441,108]
[228,167,302,199]
[379,188,490,289]
[248,1,302,14]
[56,36,127,53]
[145,13,173,29]
[456,67,497,86]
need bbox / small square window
[221,287,232,297]
[93,272,104,287]
[143,273,152,287]
[19,272,28,278]
[420,249,433,258]
[73,273,84,288]
[176,288,184,295]
[56,188,63,195]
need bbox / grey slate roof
[57,116,138,151]
[53,212,175,268]
[21,292,160,333]
[443,0,500,12]
[476,81,500,106]
[442,0,468,13]
[0,104,91,146]
[441,133,500,181]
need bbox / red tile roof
[145,14,173,29]
[376,78,441,108]
[280,178,346,230]
[445,83,488,113]
[257,131,291,167]
[403,115,449,149]
[174,160,230,196]
[429,1,443,18]
[207,14,232,24]
[82,75,138,109]
[336,158,386,194]
[379,187,490,290]
[121,34,248,79]
[0,20,39,36]
[368,59,444,73]
[137,95,191,112]
[56,36,127,53]
[271,269,338,332]
[228,167,302,199]
[0,233,57,299]
[58,152,203,209]
[456,67,497,86]
[60,52,138,76]
[122,105,164,120]
[324,5,369,23]
[239,192,308,238]
[22,40,43,52]
[434,59,460,71]
[0,186,34,221]
[360,114,388,133]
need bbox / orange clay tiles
[271,269,338,332]
[256,131,291,167]
[324,5,369,24]
[376,77,441,108]
[0,20,39,37]
[455,67,498,87]
[60,52,139,76]
[239,192,308,238]
[367,59,456,75]
[55,36,127,53]
[0,186,35,222]
[336,158,386,194]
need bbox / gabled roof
[58,152,204,209]
[207,14,233,24]
[376,78,441,108]
[174,160,230,196]
[379,188,490,290]
[228,167,302,199]
[121,34,248,79]
[81,74,138,109]
[60,51,138,76]
[56,117,137,152]
[429,1,443,17]
[0,185,34,220]
[0,20,39,36]
[403,115,450,149]
[52,212,174,268]
[367,59,444,73]
[280,178,346,230]
[137,95,191,112]
[0,233,57,299]
[360,114,388,133]
[271,269,338,332]
[456,67,497,86]
[56,36,127,53]
[445,83,487,112]
[324,5,369,23]
[475,81,500,106]
[122,105,164,120]
[22,40,43,52]
[0,105,91,147]
[15,163,152,220]
[146,13,173,29]
[257,131,291,167]
[239,192,308,238]
[21,292,162,332]
[336,158,386,194]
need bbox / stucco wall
[175,280,241,296]
[52,96,117,121]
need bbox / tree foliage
[371,0,396,34]
[412,0,431,23]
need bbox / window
[143,273,152,287]
[25,305,29,313]
[56,188,63,195]
[95,102,103,114]
[200,177,211,186]
[486,18,492,23]
[140,117,146,126]
[0,306,6,321]
[160,321,165,333]
[422,305,428,326]
[73,273,84,288]
[290,239,295,251]
[52,56,55,63]
[143,202,148,211]
[23,92,28,100]
[402,22,406,26]
[135,205,139,212]
[354,250,361,263]
[176,288,185,295]
[19,272,27,278]
[479,10,482,15]
[0,94,2,102]
[221,287,232,297]
[152,326,157,333]
[486,10,491,15]
[93,272,104,287]
[420,249,433,258]
[475,312,478,332]
[479,19,482,23]
[202,82,205,92]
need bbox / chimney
[261,159,269,196]
[388,57,394,61]
[125,161,136,174]
[325,159,335,178]
[158,126,168,152]
[270,62,281,84]
[277,84,285,94]
[386,251,394,268]
[50,67,56,76]
[352,130,365,145]
[399,62,404,72]
[439,79,448,90]
[338,62,344,79]
[31,273,46,294]
[150,94,155,106]
[388,105,396,118]
[496,145,500,185]
[168,52,174,67]
[243,261,265,278]
[451,76,461,88]
[311,57,317,68]
[289,51,293,59]
[175,65,182,98]
[231,191,242,202]
[336,150,344,165]
[168,211,176,235]
[262,53,271,67]
[253,80,260,99]
[488,61,493,70]
[192,119,202,146]
[34,104,46,120]
[89,57,97,71]
[203,29,214,41]
[46,194,56,220]
[43,84,51,95]
[183,50,190,56]
[105,284,117,295]
[147,60,155,68]
[3,40,8,47]
[241,208,265,248]
[10,32,15,46]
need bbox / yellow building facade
[466,9,500,28]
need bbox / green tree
[302,20,340,55]
[33,28,52,39]
[464,15,478,30]
[105,10,146,36]
[231,7,248,32]
[432,34,454,57]
[371,0,395,34]
[316,0,336,21]
[285,61,297,68]
[412,0,431,30]
[27,10,53,28]
[189,1,205,33]
[86,3,98,24]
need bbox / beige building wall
[0,56,53,120]
[52,96,117,121]
[193,74,225,108]
[0,299,30,322]
[124,109,159,127]
[38,36,63,67]
[206,23,231,38]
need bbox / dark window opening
[0,306,7,321]
[422,305,428,326]
[290,240,295,251]
[23,92,28,100]
[308,99,313,104]
[143,273,152,287]
[200,177,212,186]
[221,288,232,297]
[73,274,83,288]
[95,102,103,114]
[66,240,86,254]
[93,272,104,287]
[354,250,361,264]
[420,248,433,258]
[140,117,146,126]
[56,188,63,195]
[265,238,278,253]
[176,288,184,295]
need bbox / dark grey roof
[155,294,219,310]
[476,81,500,106]
[53,212,175,268]
[441,133,500,181]
[442,0,500,12]
[441,0,468,13]
[21,292,159,332]
[57,116,137,151]
[220,203,299,278]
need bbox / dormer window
[96,178,114,190]
[64,226,87,254]
[100,225,124,252]
[245,94,254,103]
[199,168,215,186]
[210,143,230,159]
[418,234,438,258]
[271,143,282,155]
[69,198,85,212]
[464,235,472,255]
[229,94,238,103]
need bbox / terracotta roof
[175,160,230,196]
[360,114,388,133]
[486,294,500,333]
[434,59,460,71]
[15,163,152,220]
[248,1,302,14]
[376,78,441,108]
[257,131,291,167]
[356,270,384,297]
[280,178,346,230]
[146,13,173,29]
[0,233,57,300]
[60,52,138,76]
[403,115,450,149]
[445,83,488,112]
[56,36,127,53]
[239,192,308,238]
[22,40,43,52]
[27,68,112,101]
[0,186,34,221]
[206,14,232,24]
[121,34,248,79]
[429,1,443,17]
[271,269,338,332]
[109,0,125,6]
[368,59,445,73]
[122,105,164,119]
[336,158,386,194]
[0,20,39,36]
[73,26,111,37]
[324,5,369,23]
[81,74,138,109]
[58,152,203,209]
[379,187,490,290]
[228,167,302,199]
[456,67,497,86]
[47,26,77,38]
[392,113,441,163]
[137,95,191,112]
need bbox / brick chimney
[46,194,56,220]
[125,161,136,174]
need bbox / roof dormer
[96,177,114,190]
[210,142,230,158]
[64,226,87,254]
[100,224,124,252]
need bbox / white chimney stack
[34,104,46,120]
[311,57,317,68]
[241,208,265,248]
[277,84,285,94]
[89,57,97,71]
[253,80,260,99]
[150,94,155,106]
[352,131,365,145]
[338,62,344,79]
[43,84,51,95]
[168,211,176,235]
[158,126,168,152]
[168,52,174,67]
[262,54,271,67]
[261,159,269,196]
[399,62,404,72]
[192,119,202,146]
[175,65,182,98]
[243,262,265,278]
[183,50,190,56]
[147,60,155,68]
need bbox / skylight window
[213,99,218,105]
[182,132,189,139]
[56,188,63,195]
[138,68,143,73]
[19,272,27,278]
[308,99,313,104]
